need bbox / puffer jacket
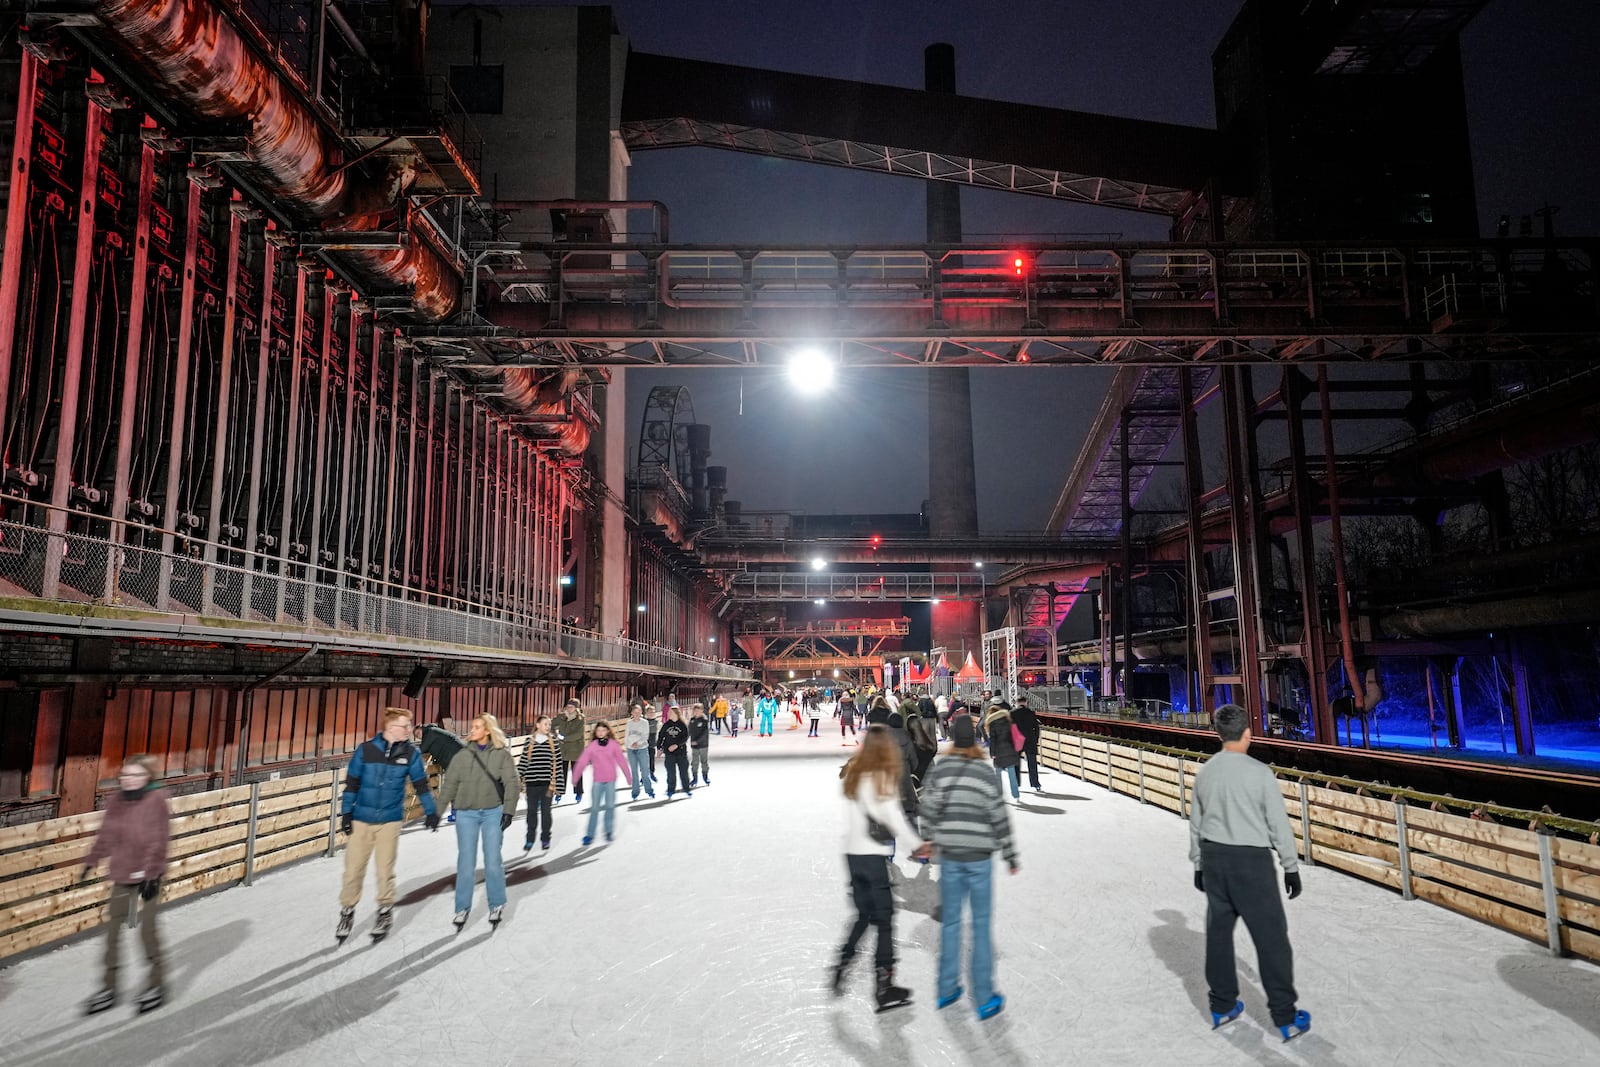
[341,736,438,824]
[985,708,1020,770]
[438,742,520,814]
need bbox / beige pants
[340,820,401,908]
[105,882,162,990]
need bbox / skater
[907,698,939,787]
[336,709,439,942]
[688,703,712,786]
[645,703,661,780]
[1191,704,1310,1041]
[571,720,633,845]
[809,698,824,737]
[553,699,587,805]
[1011,696,1043,792]
[919,714,1019,1020]
[516,715,563,851]
[711,691,729,735]
[624,703,657,800]
[728,697,742,738]
[756,689,777,737]
[839,692,859,743]
[438,713,520,929]
[832,725,929,1012]
[885,710,920,829]
[80,755,171,1015]
[658,706,693,797]
[984,698,1022,801]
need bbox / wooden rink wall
[1037,728,1600,964]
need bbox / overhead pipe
[1382,588,1600,637]
[498,368,591,455]
[1318,365,1366,713]
[93,0,459,318]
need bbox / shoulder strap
[465,746,506,804]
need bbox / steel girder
[729,572,989,602]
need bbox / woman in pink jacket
[570,720,633,846]
[81,754,171,1015]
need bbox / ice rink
[1,725,1597,1066]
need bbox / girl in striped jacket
[918,713,1021,1021]
[516,716,564,852]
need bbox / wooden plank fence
[0,735,533,963]
[1039,728,1600,964]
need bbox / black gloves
[1285,872,1303,899]
[1193,869,1205,893]
[339,812,353,836]
[424,813,440,832]
[138,878,160,902]
[500,812,514,832]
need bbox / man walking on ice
[1189,703,1311,1042]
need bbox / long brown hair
[842,725,902,800]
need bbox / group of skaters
[76,689,1309,1043]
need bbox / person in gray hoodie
[1189,703,1310,1041]
[623,703,657,800]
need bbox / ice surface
[1,726,1597,1065]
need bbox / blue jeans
[585,781,617,839]
[939,858,995,1003]
[627,749,654,798]
[996,764,1019,799]
[453,807,506,913]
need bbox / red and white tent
[954,653,985,683]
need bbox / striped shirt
[919,754,1018,866]
[517,735,565,792]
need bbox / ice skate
[84,988,116,1016]
[540,838,550,850]
[370,906,393,941]
[829,955,852,997]
[977,994,1005,1020]
[1279,1009,1311,1042]
[335,906,355,942]
[487,905,504,927]
[522,839,534,853]
[136,985,163,1014]
[1211,1000,1244,1029]
[937,986,964,1009]
[873,966,912,1013]
[582,835,594,846]
[451,910,468,930]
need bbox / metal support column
[400,355,421,596]
[1178,368,1211,717]
[239,229,280,619]
[304,287,337,618]
[201,200,245,610]
[157,180,206,609]
[1283,367,1334,742]
[274,265,311,620]
[332,301,361,626]
[1219,368,1265,721]
[1118,413,1135,699]
[242,780,261,885]
[0,49,40,451]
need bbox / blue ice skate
[1211,1000,1243,1029]
[936,986,963,1010]
[1278,1009,1311,1042]
[977,994,1004,1020]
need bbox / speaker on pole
[403,664,432,700]
[574,672,592,697]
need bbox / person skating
[624,703,657,800]
[885,710,920,830]
[645,703,661,780]
[711,692,729,735]
[756,690,778,737]
[728,697,743,738]
[657,706,693,797]
[839,692,859,743]
[984,698,1022,801]
[919,715,1019,1020]
[688,703,712,786]
[571,720,633,844]
[907,698,939,788]
[80,755,171,1015]
[832,725,930,1012]
[553,699,587,805]
[1010,696,1044,792]
[1191,703,1310,1041]
[438,713,520,930]
[809,697,825,738]
[336,709,439,943]
[516,716,563,851]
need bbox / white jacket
[842,777,921,856]
[624,718,651,750]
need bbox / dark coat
[1011,705,1041,748]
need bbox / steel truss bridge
[412,239,1600,367]
[730,572,990,602]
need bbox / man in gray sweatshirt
[1189,704,1310,1041]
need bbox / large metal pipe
[1382,588,1600,637]
[94,0,460,318]
[499,368,591,455]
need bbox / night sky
[594,0,1600,529]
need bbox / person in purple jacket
[570,720,633,845]
[80,754,171,1015]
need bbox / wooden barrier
[1040,727,1600,965]
[0,734,533,963]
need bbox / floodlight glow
[788,348,836,394]
[811,556,827,570]
[832,669,840,678]
[930,599,942,605]
[814,598,825,606]
[709,636,717,644]
[636,603,647,613]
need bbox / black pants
[664,749,691,794]
[840,853,895,969]
[647,741,658,777]
[912,748,934,788]
[809,717,820,736]
[1022,741,1041,789]
[1201,841,1298,1026]
[560,757,583,801]
[841,720,857,737]
[524,782,553,843]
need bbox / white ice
[1,726,1597,1066]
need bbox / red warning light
[1017,351,1030,364]
[1013,256,1025,275]
[870,534,882,549]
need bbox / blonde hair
[474,713,508,749]
[841,726,902,801]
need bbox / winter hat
[950,715,977,748]
[989,695,1004,706]
[887,711,905,729]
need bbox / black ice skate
[136,986,163,1014]
[370,906,393,941]
[335,906,355,942]
[84,988,116,1016]
[829,953,852,997]
[873,966,912,1013]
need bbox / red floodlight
[1012,254,1026,276]
[870,533,882,548]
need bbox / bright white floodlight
[811,556,827,570]
[788,348,836,394]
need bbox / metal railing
[0,512,749,681]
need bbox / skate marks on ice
[1496,950,1600,1042]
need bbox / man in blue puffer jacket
[335,708,440,940]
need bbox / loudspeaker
[573,672,592,696]
[402,664,432,699]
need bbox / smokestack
[706,466,728,520]
[723,500,743,530]
[687,424,712,518]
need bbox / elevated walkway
[1,730,1594,1064]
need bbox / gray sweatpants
[690,746,710,783]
